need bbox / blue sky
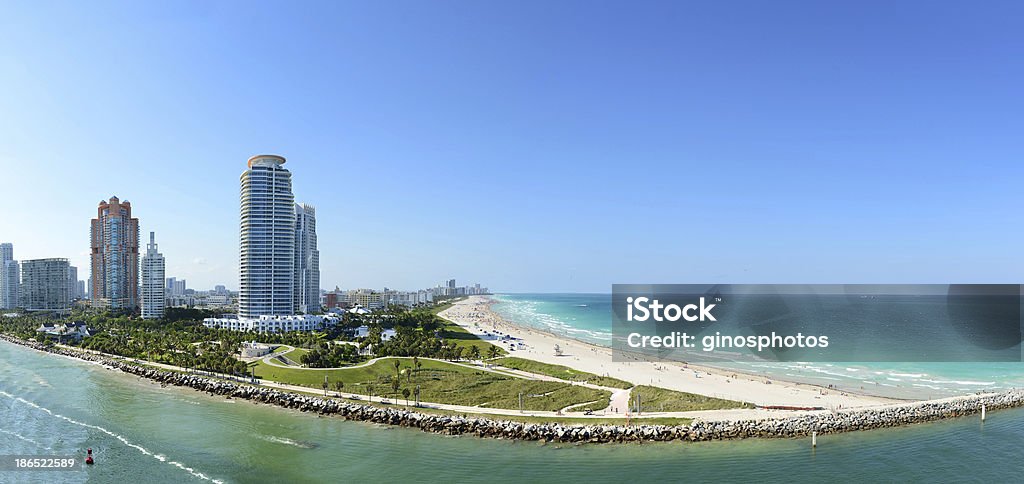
[1,1,1021,293]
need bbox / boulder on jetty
[3,334,1022,444]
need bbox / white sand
[441,296,899,410]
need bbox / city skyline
[0,4,1021,483]
[1,2,1022,293]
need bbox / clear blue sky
[1,1,1021,293]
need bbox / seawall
[3,334,1021,444]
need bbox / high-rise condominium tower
[20,258,70,313]
[68,265,78,301]
[294,203,320,313]
[90,196,140,310]
[239,155,295,318]
[141,232,166,319]
[0,243,17,309]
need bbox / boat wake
[0,427,50,449]
[0,390,224,483]
[258,434,319,449]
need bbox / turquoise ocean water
[491,293,1024,400]
[2,340,1023,483]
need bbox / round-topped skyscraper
[239,155,296,318]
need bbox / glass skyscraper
[239,155,296,318]
[294,203,320,313]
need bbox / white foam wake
[0,427,50,449]
[0,390,224,483]
[257,434,317,449]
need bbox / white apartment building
[293,203,320,313]
[203,314,337,333]
[140,232,166,319]
[239,155,296,318]
[340,289,386,310]
[20,258,70,313]
[0,243,17,310]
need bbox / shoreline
[480,295,1016,402]
[3,333,1023,444]
[445,296,902,411]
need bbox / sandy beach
[441,296,899,411]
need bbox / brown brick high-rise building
[90,196,140,310]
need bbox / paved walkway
[256,344,632,412]
[62,345,753,419]
[61,344,881,422]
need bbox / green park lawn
[492,357,633,389]
[281,347,308,362]
[630,385,753,412]
[250,356,609,412]
[437,320,507,358]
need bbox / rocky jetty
[4,334,1022,443]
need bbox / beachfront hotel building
[294,203,320,314]
[90,196,140,310]
[339,288,387,310]
[140,232,166,319]
[0,243,18,310]
[20,258,71,313]
[239,155,296,318]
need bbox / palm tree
[487,345,499,360]
[393,359,401,378]
[469,345,481,361]
[402,387,411,406]
[322,375,329,396]
[412,356,421,381]
[390,376,400,397]
[334,380,344,394]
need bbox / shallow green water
[1,341,1022,483]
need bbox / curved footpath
[257,345,633,415]
[3,334,1023,444]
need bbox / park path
[608,388,631,415]
[61,344,801,420]
[257,344,631,412]
[259,344,626,391]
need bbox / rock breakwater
[3,334,1021,443]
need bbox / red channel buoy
[85,448,94,465]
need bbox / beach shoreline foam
[444,295,914,410]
